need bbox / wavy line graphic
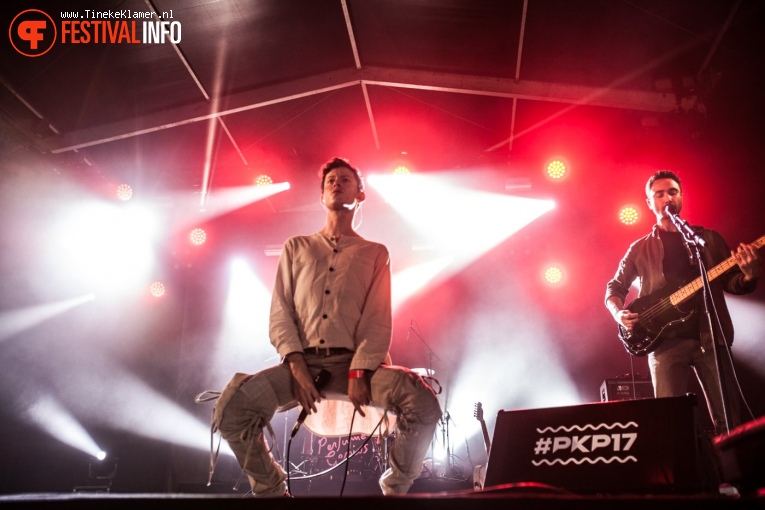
[532,456,638,466]
[536,422,638,433]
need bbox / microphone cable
[286,408,387,496]
[339,409,358,497]
[286,369,331,496]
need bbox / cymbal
[411,367,435,376]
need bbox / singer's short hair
[646,170,682,197]
[319,157,364,193]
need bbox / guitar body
[616,234,764,357]
[618,285,697,357]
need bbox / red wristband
[349,369,365,379]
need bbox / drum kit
[284,364,465,484]
[287,429,393,481]
[285,323,467,484]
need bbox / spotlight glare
[189,228,207,246]
[214,259,273,378]
[25,395,103,458]
[51,202,158,293]
[619,206,640,225]
[393,165,411,175]
[368,173,554,273]
[392,256,453,311]
[0,294,94,344]
[96,450,107,461]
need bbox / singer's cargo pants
[215,351,442,497]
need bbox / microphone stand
[408,321,442,476]
[667,210,732,434]
[442,411,455,478]
[695,245,732,435]
[409,320,440,381]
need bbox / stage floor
[0,486,762,510]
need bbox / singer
[605,170,760,435]
[212,158,442,497]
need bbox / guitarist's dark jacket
[605,225,758,348]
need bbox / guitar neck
[669,235,765,306]
[480,422,491,454]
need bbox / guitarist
[605,170,760,435]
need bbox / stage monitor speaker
[714,415,765,495]
[600,377,654,402]
[484,395,716,494]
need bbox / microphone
[664,203,680,216]
[291,369,331,438]
[664,204,706,248]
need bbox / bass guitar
[618,234,764,356]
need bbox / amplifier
[600,377,654,402]
[483,395,716,494]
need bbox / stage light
[149,282,166,298]
[543,265,564,285]
[545,158,568,180]
[88,452,118,485]
[255,174,273,187]
[116,184,132,201]
[25,395,104,459]
[189,228,207,246]
[619,206,640,225]
[393,165,411,175]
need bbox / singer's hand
[348,376,371,418]
[286,353,324,415]
[733,242,761,282]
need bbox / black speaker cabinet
[714,415,765,495]
[484,395,715,494]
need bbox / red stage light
[543,266,564,285]
[545,159,567,180]
[189,228,207,246]
[255,174,273,187]
[116,184,133,201]
[619,206,640,225]
[149,281,166,297]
